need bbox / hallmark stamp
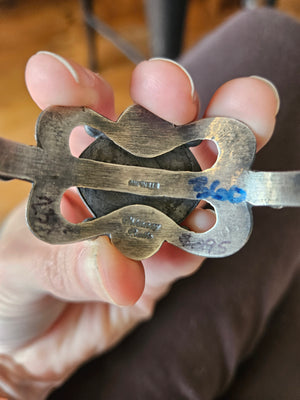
[128,179,160,190]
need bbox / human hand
[0,53,279,399]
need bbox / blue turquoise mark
[189,176,246,204]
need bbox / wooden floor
[0,0,299,221]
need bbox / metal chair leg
[144,0,188,59]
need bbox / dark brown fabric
[50,8,300,400]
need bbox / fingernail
[250,75,280,114]
[36,51,97,87]
[96,238,144,306]
[36,51,79,83]
[149,57,195,98]
[79,240,119,304]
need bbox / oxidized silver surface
[0,105,299,260]
[79,127,200,223]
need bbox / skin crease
[0,54,279,398]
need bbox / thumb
[1,203,145,306]
[0,204,144,350]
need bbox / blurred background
[0,0,299,221]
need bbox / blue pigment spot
[189,176,246,203]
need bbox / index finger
[25,51,115,117]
